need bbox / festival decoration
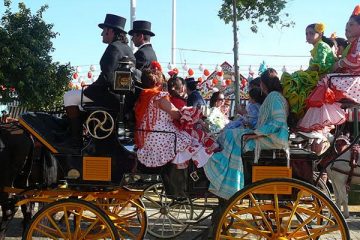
[199,64,205,71]
[258,61,267,75]
[198,77,203,83]
[217,71,224,77]
[203,69,210,76]
[188,68,194,76]
[90,65,96,72]
[212,78,219,85]
[225,79,232,86]
[215,64,222,72]
[72,72,79,79]
[167,62,173,70]
[182,63,189,71]
[87,71,92,79]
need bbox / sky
[1,0,359,79]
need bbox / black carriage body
[18,112,135,188]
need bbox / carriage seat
[243,148,318,186]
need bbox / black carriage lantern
[113,59,140,93]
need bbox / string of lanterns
[70,65,98,89]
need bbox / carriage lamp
[114,60,137,92]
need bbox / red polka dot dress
[136,92,212,168]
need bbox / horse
[0,122,58,239]
[324,136,360,219]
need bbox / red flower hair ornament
[353,5,360,16]
[150,61,162,72]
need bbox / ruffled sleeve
[309,41,335,74]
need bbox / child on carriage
[281,23,335,121]
[224,87,265,130]
[298,5,360,133]
[204,68,289,200]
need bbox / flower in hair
[150,61,162,72]
[353,5,360,16]
[314,23,325,33]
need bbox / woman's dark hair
[336,37,349,48]
[167,76,186,99]
[210,92,222,108]
[350,14,360,25]
[306,23,334,48]
[260,68,282,93]
[141,68,164,89]
[248,77,261,90]
[249,87,265,104]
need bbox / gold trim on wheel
[24,199,119,239]
[214,178,349,239]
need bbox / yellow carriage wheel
[24,198,119,240]
[94,197,147,240]
[213,178,349,240]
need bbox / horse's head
[335,135,350,153]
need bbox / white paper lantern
[199,64,205,71]
[90,65,96,72]
[215,64,222,72]
[182,63,189,71]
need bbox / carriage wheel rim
[24,199,119,240]
[214,178,349,240]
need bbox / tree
[0,0,72,109]
[218,0,294,33]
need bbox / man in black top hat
[128,20,157,70]
[185,77,205,107]
[60,14,135,151]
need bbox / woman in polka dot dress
[299,6,360,131]
[134,62,212,169]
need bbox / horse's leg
[327,168,345,215]
[20,201,34,234]
[0,192,18,240]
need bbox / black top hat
[98,14,127,33]
[128,20,155,36]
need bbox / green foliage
[218,0,295,33]
[0,0,72,109]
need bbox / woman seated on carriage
[298,5,360,134]
[204,68,290,200]
[134,61,213,173]
[281,22,335,122]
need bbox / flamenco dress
[281,40,335,120]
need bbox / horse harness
[331,144,360,192]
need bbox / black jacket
[84,40,135,108]
[134,43,157,70]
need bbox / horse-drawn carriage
[0,64,356,239]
